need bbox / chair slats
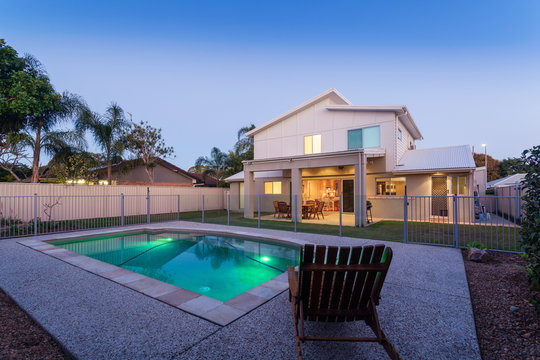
[300,244,315,314]
[358,245,386,318]
[306,245,327,320]
[338,246,363,322]
[328,246,350,322]
[346,246,374,321]
[317,246,338,321]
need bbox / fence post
[34,193,38,236]
[257,194,261,229]
[177,195,181,221]
[403,194,408,243]
[453,195,459,248]
[146,187,150,224]
[227,193,230,226]
[121,193,125,226]
[202,195,205,223]
[293,196,297,233]
[514,184,520,224]
[339,194,342,237]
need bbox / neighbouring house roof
[187,172,219,187]
[225,170,284,182]
[245,89,351,137]
[244,88,423,140]
[393,145,476,173]
[487,173,526,188]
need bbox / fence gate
[404,194,522,253]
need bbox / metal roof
[225,170,284,182]
[487,173,526,188]
[394,145,476,172]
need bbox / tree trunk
[144,165,154,186]
[0,165,21,182]
[107,155,112,185]
[31,121,42,183]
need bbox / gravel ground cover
[463,250,540,359]
[0,289,69,360]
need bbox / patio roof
[393,145,476,173]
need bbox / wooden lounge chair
[287,244,400,360]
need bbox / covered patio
[242,149,385,227]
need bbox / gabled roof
[393,145,476,173]
[326,105,423,140]
[487,173,525,188]
[245,89,351,137]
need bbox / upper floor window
[398,128,402,141]
[304,134,321,154]
[348,125,380,150]
[264,181,282,194]
[376,177,406,195]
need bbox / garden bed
[0,289,69,359]
[463,250,539,359]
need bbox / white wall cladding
[0,183,227,222]
[253,97,397,172]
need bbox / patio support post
[360,152,367,227]
[354,161,361,227]
[291,167,302,223]
[243,168,255,218]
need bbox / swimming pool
[54,231,299,302]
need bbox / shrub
[520,145,540,312]
[466,241,487,251]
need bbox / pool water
[54,231,299,302]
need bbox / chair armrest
[287,265,299,298]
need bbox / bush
[466,242,487,251]
[520,145,540,312]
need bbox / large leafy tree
[473,152,501,182]
[234,124,255,159]
[0,39,29,135]
[500,157,527,177]
[123,121,174,185]
[0,132,28,181]
[520,145,540,312]
[76,103,127,185]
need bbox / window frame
[376,176,406,196]
[452,176,467,195]
[264,181,282,194]
[398,128,402,141]
[304,134,321,155]
[348,125,380,150]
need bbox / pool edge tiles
[17,231,293,326]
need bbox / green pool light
[261,256,271,262]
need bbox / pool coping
[17,227,303,326]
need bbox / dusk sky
[1,0,539,168]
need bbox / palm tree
[22,128,87,181]
[234,124,256,159]
[194,147,228,183]
[76,103,127,185]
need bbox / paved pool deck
[0,222,481,359]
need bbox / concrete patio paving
[0,221,481,359]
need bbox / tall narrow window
[348,126,380,150]
[398,128,402,141]
[304,134,321,154]
[239,182,244,208]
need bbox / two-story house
[225,89,478,226]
